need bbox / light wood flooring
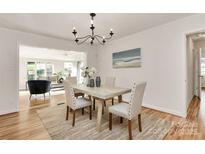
[0,90,205,140]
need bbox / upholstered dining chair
[93,76,116,111]
[108,82,146,140]
[63,80,92,127]
[67,77,85,98]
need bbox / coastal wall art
[112,48,141,68]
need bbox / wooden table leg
[118,95,122,103]
[96,100,103,131]
[88,95,92,100]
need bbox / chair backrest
[67,77,77,85]
[104,76,116,87]
[28,80,51,94]
[63,80,76,108]
[128,82,146,119]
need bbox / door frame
[185,29,205,113]
[193,48,202,99]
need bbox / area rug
[37,104,173,140]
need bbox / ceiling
[0,13,194,42]
[19,45,86,61]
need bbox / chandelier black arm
[94,36,105,45]
[94,35,103,39]
[76,35,91,45]
[95,34,112,40]
[77,35,92,40]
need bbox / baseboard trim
[0,109,19,116]
[142,103,186,118]
[118,98,187,118]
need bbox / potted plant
[81,66,96,86]
[53,71,65,83]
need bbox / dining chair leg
[112,98,114,105]
[29,94,32,100]
[102,105,104,115]
[93,98,95,111]
[118,95,122,103]
[128,120,133,140]
[101,99,105,115]
[104,100,106,107]
[82,108,84,115]
[89,95,92,100]
[138,114,142,132]
[120,117,123,123]
[109,113,112,130]
[72,110,76,127]
[66,106,69,120]
[89,106,92,120]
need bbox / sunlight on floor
[19,90,65,111]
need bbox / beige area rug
[37,104,173,140]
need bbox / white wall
[0,27,97,115]
[19,57,78,90]
[97,14,205,117]
[186,36,194,109]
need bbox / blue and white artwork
[112,48,141,68]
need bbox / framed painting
[112,48,141,68]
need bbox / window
[64,62,73,77]
[27,62,36,80]
[78,61,84,83]
[36,62,46,78]
[26,62,55,80]
[46,63,54,77]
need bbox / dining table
[72,84,131,131]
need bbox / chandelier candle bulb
[73,27,76,31]
[72,27,77,36]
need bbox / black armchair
[28,80,51,100]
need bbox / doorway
[186,32,205,109]
[18,45,87,111]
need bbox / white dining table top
[72,84,131,100]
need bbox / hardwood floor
[0,90,204,140]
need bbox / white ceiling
[19,45,86,61]
[0,13,194,41]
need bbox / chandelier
[72,13,114,45]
